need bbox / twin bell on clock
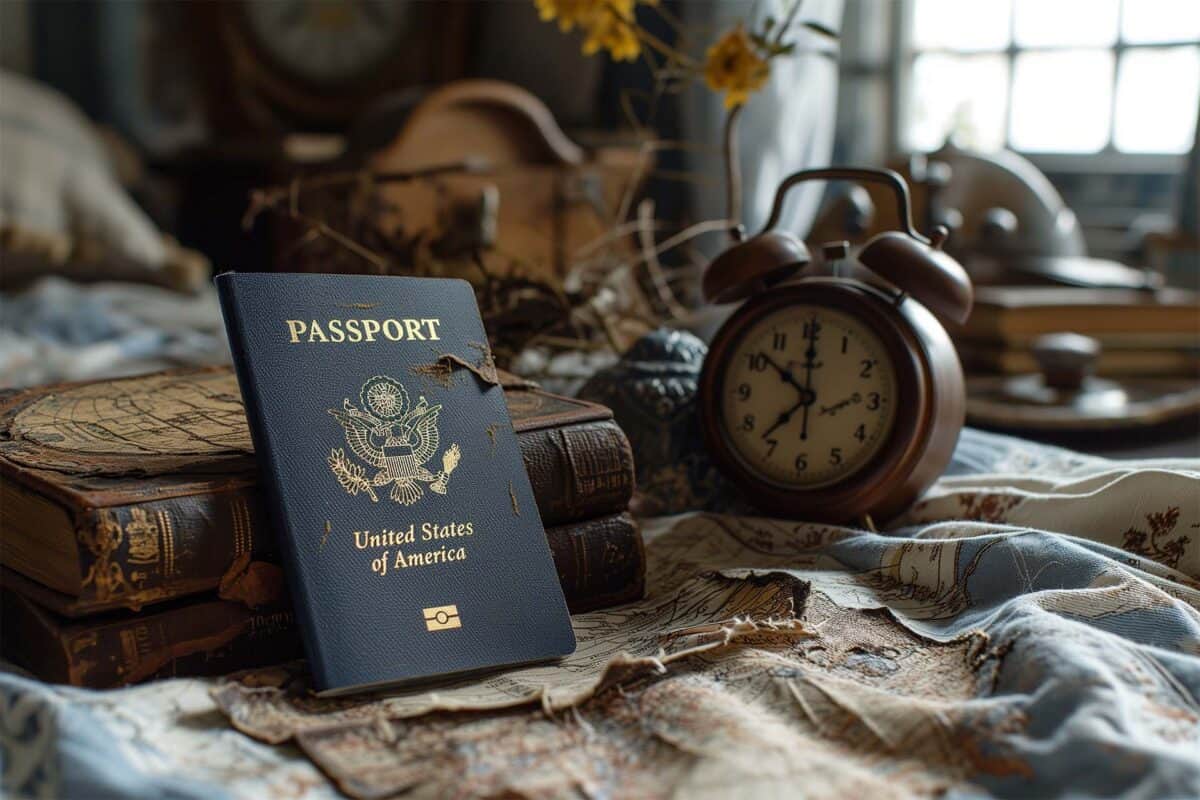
[698,167,973,524]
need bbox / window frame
[892,0,1199,174]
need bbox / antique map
[3,369,253,474]
[1,367,583,475]
[3,431,1199,799]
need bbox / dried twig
[636,199,689,320]
[242,159,488,230]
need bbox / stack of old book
[953,286,1200,377]
[0,367,641,688]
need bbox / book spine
[61,422,633,615]
[1,587,301,689]
[545,513,644,613]
[70,486,272,612]
[519,420,636,526]
[4,513,644,686]
[56,507,643,620]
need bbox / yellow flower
[704,25,770,109]
[580,1,640,62]
[534,0,602,32]
[535,0,641,62]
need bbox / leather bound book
[1,578,301,689]
[216,273,574,695]
[953,286,1200,349]
[547,513,644,613]
[6,511,644,624]
[516,420,635,526]
[2,511,644,688]
[956,341,1200,377]
[0,368,633,618]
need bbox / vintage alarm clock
[698,167,974,523]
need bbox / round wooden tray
[967,375,1200,431]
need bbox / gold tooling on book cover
[328,375,462,506]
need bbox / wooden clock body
[699,277,965,523]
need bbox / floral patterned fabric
[2,428,1198,799]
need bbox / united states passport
[216,273,575,696]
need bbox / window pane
[907,53,1009,152]
[1114,46,1200,153]
[1121,0,1200,44]
[1009,50,1113,152]
[1013,0,1119,47]
[911,0,1012,51]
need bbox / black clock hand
[762,398,806,440]
[818,391,862,417]
[759,352,806,395]
[799,315,822,441]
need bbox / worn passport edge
[216,273,330,687]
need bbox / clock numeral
[773,332,787,351]
[866,392,881,411]
[803,320,822,339]
[747,353,768,372]
[854,423,866,442]
[741,414,755,432]
[841,336,848,354]
[860,359,876,378]
[737,383,752,401]
[766,438,779,456]
[794,453,808,472]
[829,447,842,466]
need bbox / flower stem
[774,0,805,48]
[606,3,699,69]
[723,103,745,237]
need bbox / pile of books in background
[1,368,642,688]
[953,285,1200,377]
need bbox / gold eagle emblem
[327,375,461,505]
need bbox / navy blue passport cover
[216,273,575,695]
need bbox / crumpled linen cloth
[0,71,167,270]
[0,277,229,389]
[2,429,1198,799]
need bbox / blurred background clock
[242,1,412,87]
[190,0,469,134]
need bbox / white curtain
[680,0,844,239]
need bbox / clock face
[718,305,898,489]
[243,0,410,85]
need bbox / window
[904,0,1200,158]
